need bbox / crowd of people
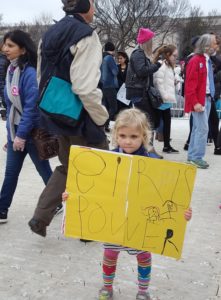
[0,0,220,299]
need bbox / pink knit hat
[137,28,155,44]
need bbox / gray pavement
[0,118,221,300]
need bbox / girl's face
[3,38,25,61]
[118,55,126,65]
[168,49,178,67]
[116,126,144,154]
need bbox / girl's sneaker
[98,288,113,300]
[136,291,151,300]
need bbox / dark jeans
[32,135,109,226]
[186,114,193,145]
[217,126,221,148]
[133,95,160,130]
[208,100,219,147]
[160,108,171,148]
[0,140,52,214]
[102,88,118,127]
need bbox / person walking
[0,30,52,223]
[185,34,217,169]
[28,0,109,237]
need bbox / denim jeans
[188,97,211,161]
[0,140,52,214]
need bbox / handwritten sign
[64,146,196,259]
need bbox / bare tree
[94,0,189,50]
[28,13,53,45]
[2,13,53,46]
[178,7,220,58]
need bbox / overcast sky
[1,0,64,24]
[0,0,220,25]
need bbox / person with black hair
[0,30,52,223]
[116,50,131,112]
[101,41,119,131]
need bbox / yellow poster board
[64,146,196,259]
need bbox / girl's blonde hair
[112,108,152,149]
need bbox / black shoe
[28,218,47,237]
[183,143,189,151]
[214,148,221,155]
[54,204,63,216]
[163,146,179,153]
[80,239,93,243]
[0,212,8,224]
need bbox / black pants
[217,127,221,148]
[102,88,118,127]
[160,108,171,148]
[134,95,160,130]
[186,114,193,145]
[208,100,219,148]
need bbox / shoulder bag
[31,128,59,160]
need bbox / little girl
[63,108,192,300]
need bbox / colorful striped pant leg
[102,249,120,290]
[137,251,152,292]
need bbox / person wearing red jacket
[184,34,217,169]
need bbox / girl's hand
[184,207,192,221]
[13,136,26,151]
[62,191,69,202]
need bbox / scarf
[6,59,23,141]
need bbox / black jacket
[125,48,161,100]
[0,53,9,107]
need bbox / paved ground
[0,118,220,300]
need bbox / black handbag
[31,128,59,160]
[147,86,163,109]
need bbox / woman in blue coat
[0,30,52,223]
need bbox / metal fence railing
[171,95,221,119]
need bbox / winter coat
[5,65,39,141]
[0,53,8,105]
[38,14,108,143]
[126,47,161,100]
[101,52,118,88]
[153,62,176,104]
[184,54,207,113]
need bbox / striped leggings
[102,249,152,292]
